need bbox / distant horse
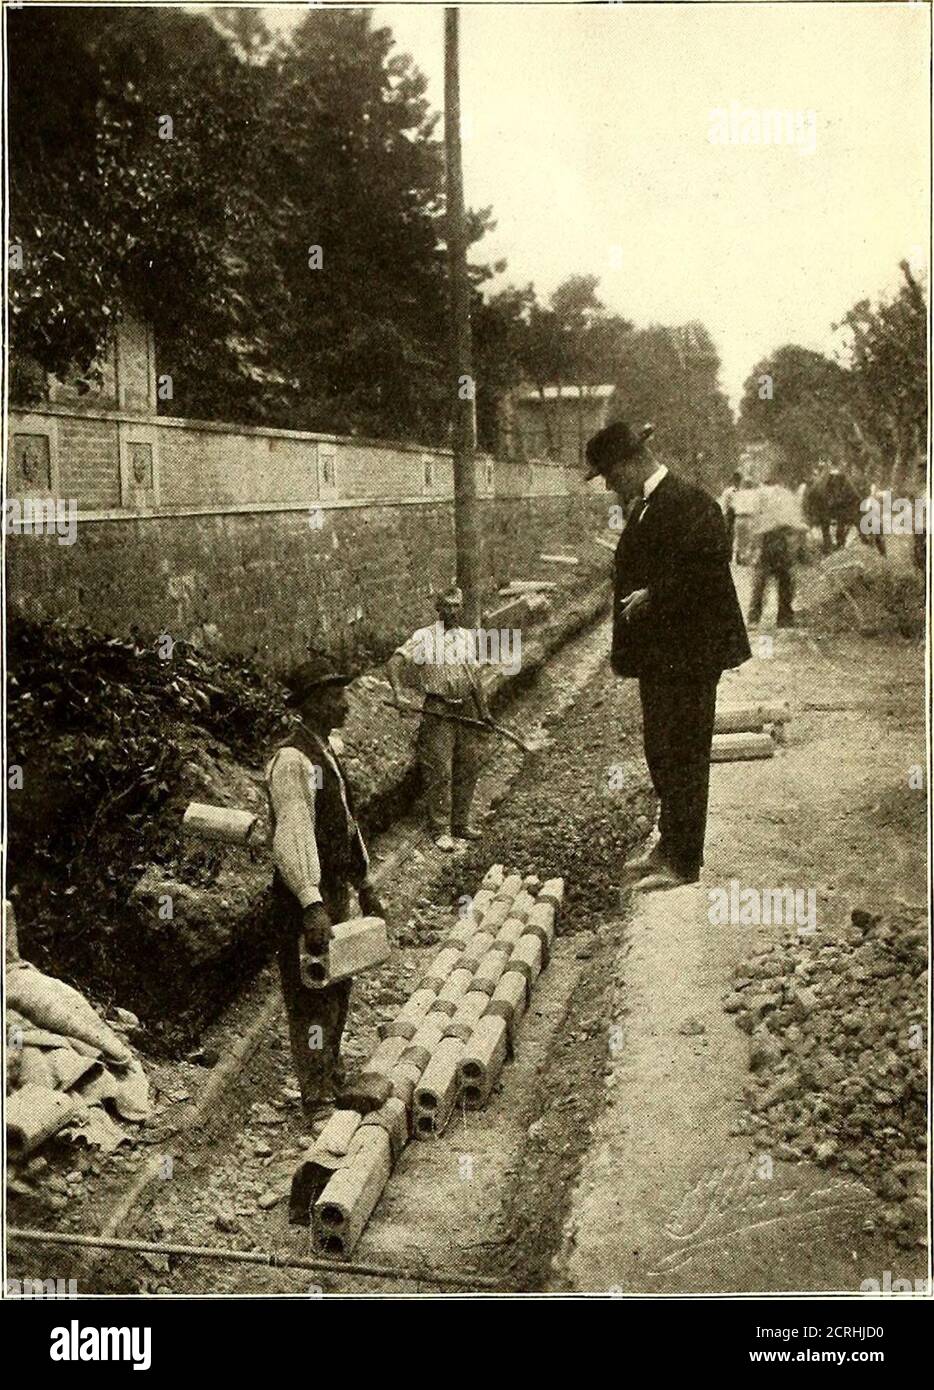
[803,470,882,556]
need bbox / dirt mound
[438,675,654,936]
[727,905,927,1248]
[6,616,289,1050]
[797,548,925,638]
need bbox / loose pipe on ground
[9,1226,502,1291]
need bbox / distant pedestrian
[387,584,489,851]
[747,477,807,628]
[718,469,743,558]
[585,420,751,892]
[730,476,759,564]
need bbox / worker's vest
[267,726,368,908]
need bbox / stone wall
[6,404,609,668]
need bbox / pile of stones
[725,906,927,1248]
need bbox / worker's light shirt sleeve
[266,747,323,909]
[393,628,431,687]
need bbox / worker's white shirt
[750,484,807,536]
[730,487,758,517]
[265,731,367,910]
[394,623,483,700]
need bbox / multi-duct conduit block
[301,861,565,1254]
[538,878,565,912]
[421,945,464,993]
[361,1034,408,1085]
[400,1014,447,1073]
[475,898,510,936]
[458,1015,509,1109]
[507,890,537,923]
[507,933,543,987]
[413,1036,465,1138]
[457,931,496,973]
[384,988,435,1040]
[389,1059,422,1110]
[313,1124,393,1256]
[289,1110,362,1224]
[522,901,556,964]
[444,990,489,1043]
[431,968,474,1015]
[491,917,526,955]
[494,873,524,903]
[481,865,505,891]
[483,970,528,1041]
[470,949,508,997]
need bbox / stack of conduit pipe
[291,864,565,1257]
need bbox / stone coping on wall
[7,401,455,456]
[8,401,577,467]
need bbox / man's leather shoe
[626,842,668,876]
[453,824,483,841]
[632,867,697,893]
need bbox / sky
[263,1,930,407]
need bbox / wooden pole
[444,6,482,626]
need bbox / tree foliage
[10,4,737,473]
[738,264,928,489]
[7,5,465,440]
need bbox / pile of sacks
[6,904,150,1162]
[726,906,927,1248]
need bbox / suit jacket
[611,471,751,681]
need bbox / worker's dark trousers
[638,676,718,882]
[417,695,483,834]
[748,529,796,627]
[275,879,351,1114]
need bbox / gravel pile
[726,906,927,1248]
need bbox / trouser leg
[639,678,718,881]
[276,882,351,1112]
[639,678,672,860]
[451,727,483,832]
[775,539,796,626]
[748,541,768,621]
[417,708,455,833]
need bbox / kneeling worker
[265,654,384,1122]
[387,584,489,851]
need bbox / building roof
[515,384,615,403]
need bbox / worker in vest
[265,654,384,1123]
[387,584,489,851]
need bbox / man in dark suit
[585,421,751,891]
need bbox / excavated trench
[10,598,658,1292]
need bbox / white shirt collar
[642,463,668,501]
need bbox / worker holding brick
[265,654,385,1123]
[585,420,751,892]
[387,584,489,851]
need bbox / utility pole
[444,6,482,627]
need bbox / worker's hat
[435,583,464,611]
[283,652,352,703]
[584,420,655,480]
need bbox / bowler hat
[283,652,352,703]
[435,583,464,611]
[584,420,655,481]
